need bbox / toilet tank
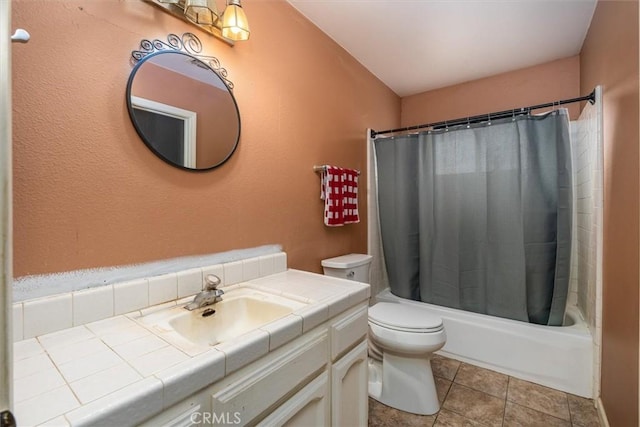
[321,254,373,283]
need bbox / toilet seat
[369,302,443,333]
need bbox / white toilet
[321,254,447,416]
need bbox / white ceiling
[286,0,597,97]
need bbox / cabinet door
[331,340,368,427]
[210,329,328,425]
[257,371,329,427]
[139,390,208,427]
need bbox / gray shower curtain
[375,110,572,326]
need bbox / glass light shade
[221,0,250,41]
[184,0,219,26]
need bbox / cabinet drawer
[330,305,368,361]
[209,329,328,426]
[257,371,329,427]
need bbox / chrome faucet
[184,274,224,311]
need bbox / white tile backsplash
[177,268,203,298]
[16,252,288,342]
[259,255,275,277]
[202,264,224,286]
[13,303,23,342]
[273,253,287,273]
[223,261,243,285]
[242,257,261,281]
[114,279,149,315]
[23,294,73,339]
[73,286,114,326]
[148,273,178,306]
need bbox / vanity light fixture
[149,0,250,45]
[221,0,250,41]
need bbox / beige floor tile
[454,363,508,399]
[442,384,505,427]
[434,409,486,426]
[436,376,452,404]
[503,401,571,427]
[567,394,601,427]
[432,355,461,381]
[367,356,601,427]
[368,398,436,427]
[507,377,570,421]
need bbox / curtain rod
[370,89,596,138]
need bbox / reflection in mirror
[127,50,240,171]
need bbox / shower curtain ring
[445,121,449,131]
[488,113,492,126]
[512,109,516,121]
[466,117,470,129]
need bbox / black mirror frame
[126,33,241,172]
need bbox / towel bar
[313,165,360,176]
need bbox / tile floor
[368,355,601,427]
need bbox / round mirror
[126,51,240,171]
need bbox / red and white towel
[320,166,360,227]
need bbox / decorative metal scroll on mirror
[127,33,240,171]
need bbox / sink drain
[202,308,216,317]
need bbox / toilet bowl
[320,254,446,415]
[368,302,446,415]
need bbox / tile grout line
[502,375,510,427]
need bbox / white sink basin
[134,286,308,351]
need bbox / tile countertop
[12,269,370,427]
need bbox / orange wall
[401,56,581,126]
[580,1,639,425]
[11,0,400,277]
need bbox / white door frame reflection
[131,95,197,168]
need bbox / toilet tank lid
[321,253,373,269]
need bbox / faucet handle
[204,274,222,290]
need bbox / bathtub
[375,289,594,398]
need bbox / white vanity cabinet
[331,341,369,426]
[141,302,369,427]
[140,391,208,427]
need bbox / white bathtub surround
[11,269,370,426]
[376,289,593,398]
[366,129,389,300]
[14,251,288,341]
[568,86,604,400]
